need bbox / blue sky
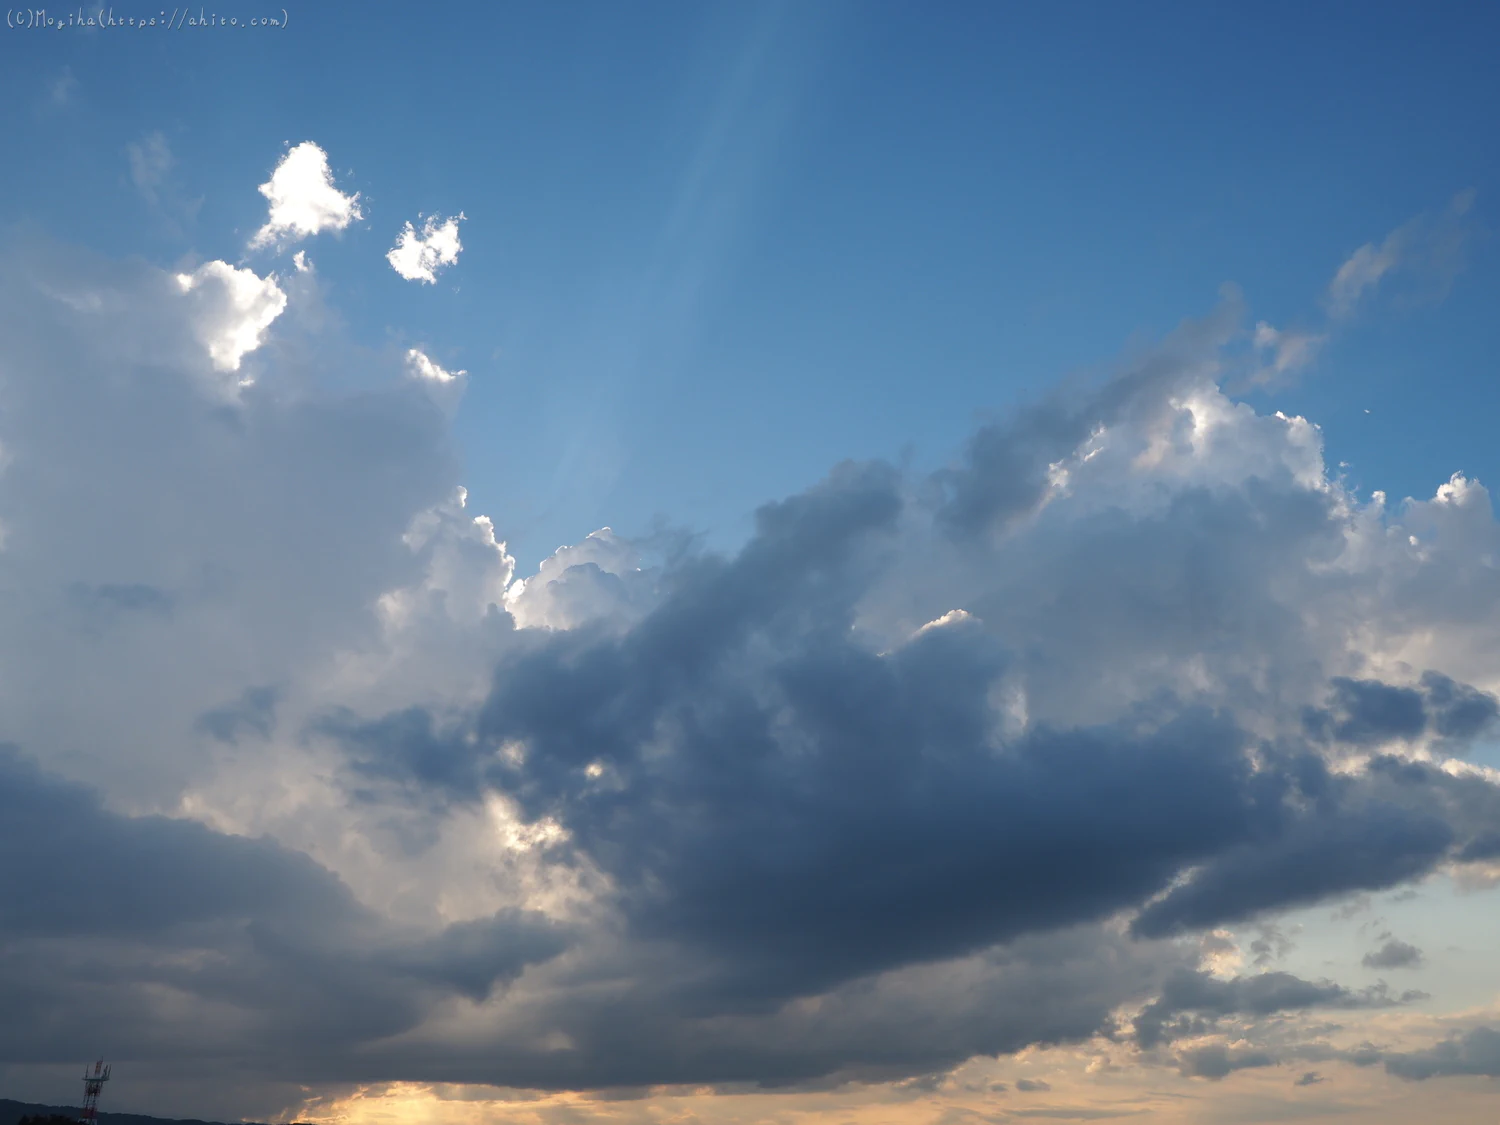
[5,6,1500,1125]
[4,1,1497,567]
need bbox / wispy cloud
[1241,190,1477,388]
[49,66,77,106]
[1326,189,1477,321]
[127,131,173,206]
[1247,320,1326,386]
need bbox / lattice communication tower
[78,1059,110,1125]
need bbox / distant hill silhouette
[0,1100,308,1125]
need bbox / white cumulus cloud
[387,212,465,283]
[250,141,363,250]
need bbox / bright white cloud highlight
[405,347,466,383]
[503,527,648,632]
[175,260,287,374]
[386,212,465,283]
[250,142,363,250]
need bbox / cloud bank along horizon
[1,140,1499,1120]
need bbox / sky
[1,3,1500,1124]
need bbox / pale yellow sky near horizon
[294,1049,1500,1125]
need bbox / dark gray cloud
[68,581,177,617]
[1248,923,1295,967]
[322,704,479,802]
[1302,672,1498,748]
[1338,1026,1500,1082]
[1380,1026,1500,1080]
[1176,1045,1276,1080]
[411,600,1498,1001]
[1131,753,1500,938]
[1294,1071,1325,1086]
[335,923,1184,1093]
[1132,969,1417,1050]
[1419,671,1500,741]
[196,686,279,744]
[1363,937,1424,970]
[1456,831,1500,862]
[1304,678,1426,744]
[0,747,567,1095]
[368,463,1285,1005]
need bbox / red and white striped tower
[78,1060,110,1125]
